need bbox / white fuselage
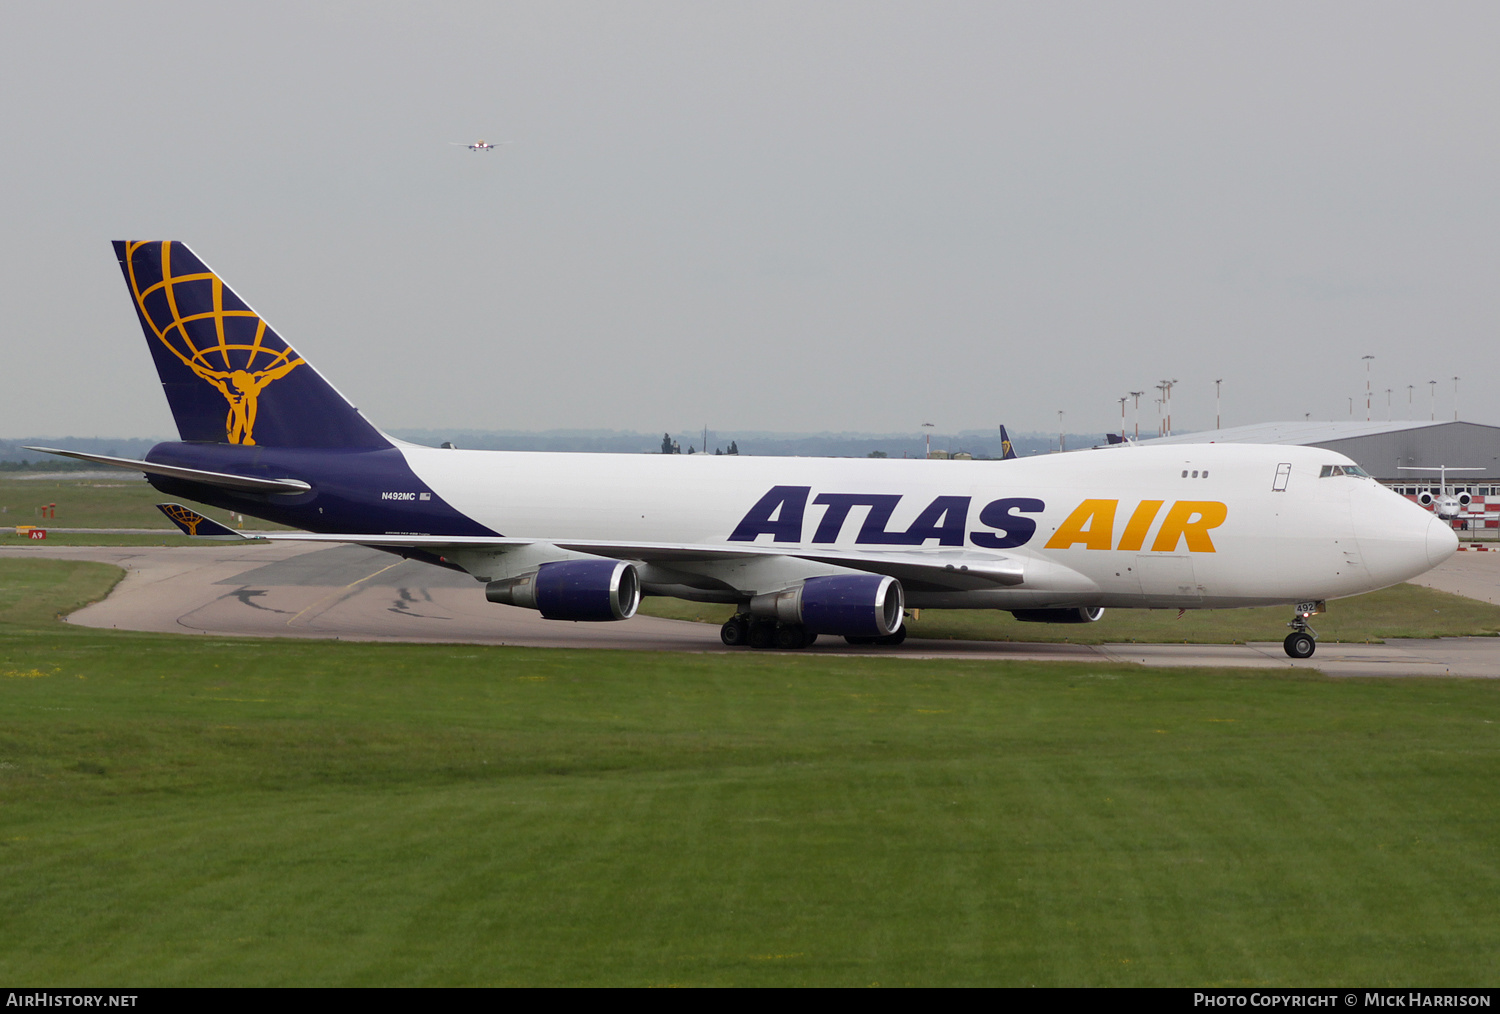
[398,441,1455,611]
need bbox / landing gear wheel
[720,617,750,647]
[774,624,810,650]
[1284,631,1316,659]
[875,628,907,646]
[747,620,776,649]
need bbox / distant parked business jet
[451,139,508,151]
[1399,465,1485,520]
[31,242,1457,659]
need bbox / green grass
[640,583,1500,644]
[0,475,286,534]
[2,559,1499,985]
[0,532,275,548]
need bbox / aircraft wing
[155,504,1026,590]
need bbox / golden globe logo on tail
[122,240,305,445]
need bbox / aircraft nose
[1352,485,1458,585]
[1426,513,1459,568]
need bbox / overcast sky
[2,1,1496,441]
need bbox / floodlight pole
[1215,378,1222,431]
[1130,391,1144,441]
[1453,376,1460,421]
[1429,380,1437,421]
[1118,396,1128,441]
[1362,354,1374,422]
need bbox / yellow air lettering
[1044,499,1118,550]
[1150,501,1228,553]
[1116,500,1164,552]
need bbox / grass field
[0,474,286,538]
[2,557,1499,985]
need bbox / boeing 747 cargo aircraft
[31,242,1458,658]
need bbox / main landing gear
[721,615,818,649]
[719,614,906,650]
[1283,600,1325,659]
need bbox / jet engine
[750,574,903,636]
[485,559,640,621]
[1010,606,1105,624]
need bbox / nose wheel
[1284,630,1316,659]
[1284,600,1324,658]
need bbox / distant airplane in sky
[31,242,1458,660]
[451,139,509,151]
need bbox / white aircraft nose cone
[1352,484,1458,586]
[1427,514,1459,567]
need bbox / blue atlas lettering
[894,495,971,546]
[811,493,901,543]
[728,485,810,543]
[970,497,1045,549]
[816,493,969,546]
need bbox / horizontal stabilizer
[25,447,311,493]
[156,504,250,539]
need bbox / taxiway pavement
[4,541,1500,677]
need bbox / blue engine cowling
[751,574,904,636]
[485,559,641,621]
[1010,606,1104,624]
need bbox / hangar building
[1147,420,1500,534]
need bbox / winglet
[156,503,249,540]
[998,424,1018,460]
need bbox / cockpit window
[1320,463,1371,479]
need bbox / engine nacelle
[751,574,903,636]
[1458,492,1473,508]
[1010,606,1105,624]
[1418,491,1435,506]
[486,559,640,621]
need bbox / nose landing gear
[1284,600,1325,658]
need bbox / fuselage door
[1272,463,1292,492]
[1134,554,1201,606]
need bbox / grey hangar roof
[1142,420,1500,483]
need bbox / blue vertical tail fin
[114,241,390,449]
[998,424,1017,460]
